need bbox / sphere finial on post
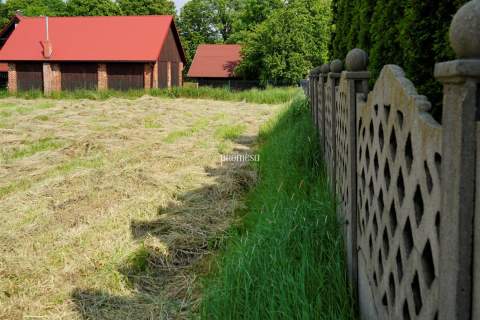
[346,48,368,71]
[320,63,330,74]
[310,65,322,77]
[330,59,344,73]
[449,0,480,59]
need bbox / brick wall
[153,62,159,88]
[179,62,183,86]
[52,64,61,92]
[8,60,182,93]
[144,63,152,89]
[7,63,16,94]
[43,63,53,95]
[98,64,108,90]
[167,61,171,88]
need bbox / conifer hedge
[330,0,468,119]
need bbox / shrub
[330,0,468,120]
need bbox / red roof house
[188,44,242,79]
[187,44,259,90]
[0,15,186,93]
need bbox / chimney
[41,16,52,59]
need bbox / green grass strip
[200,96,355,319]
[0,86,299,105]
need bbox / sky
[174,0,189,11]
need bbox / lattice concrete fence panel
[356,65,442,319]
[306,3,480,317]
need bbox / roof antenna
[42,16,53,59]
[46,16,49,41]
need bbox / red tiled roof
[187,44,242,78]
[0,15,185,62]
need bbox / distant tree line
[179,0,331,85]
[0,0,333,86]
[330,0,468,119]
[0,0,176,21]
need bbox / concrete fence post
[310,66,322,131]
[308,74,314,120]
[311,74,315,122]
[319,64,330,156]
[342,48,370,302]
[434,1,480,319]
[326,62,343,192]
[307,71,313,119]
[313,73,318,128]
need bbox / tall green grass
[0,86,299,105]
[200,96,355,319]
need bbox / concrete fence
[305,1,480,319]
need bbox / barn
[0,15,186,94]
[187,44,259,90]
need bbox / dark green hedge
[330,0,468,120]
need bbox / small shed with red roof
[0,14,186,94]
[187,44,257,89]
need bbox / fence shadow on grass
[71,139,260,319]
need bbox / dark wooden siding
[17,63,43,91]
[171,62,179,87]
[195,78,261,90]
[158,27,183,88]
[61,63,98,91]
[158,61,169,89]
[107,63,144,91]
[0,72,7,89]
[159,28,182,62]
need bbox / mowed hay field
[0,96,281,319]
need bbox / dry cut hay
[0,96,280,319]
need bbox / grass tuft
[1,137,64,162]
[164,118,209,143]
[143,115,162,129]
[200,96,355,319]
[214,124,246,141]
[0,100,54,115]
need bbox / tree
[178,0,219,66]
[2,0,66,18]
[229,0,284,43]
[65,0,121,16]
[208,0,240,42]
[0,0,66,26]
[237,0,332,85]
[117,0,175,16]
[330,0,469,120]
[178,0,239,44]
